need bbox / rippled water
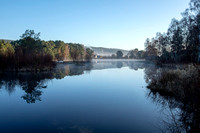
[0,60,182,133]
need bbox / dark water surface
[0,60,185,133]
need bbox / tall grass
[147,64,200,101]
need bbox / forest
[0,30,94,71]
[144,0,200,64]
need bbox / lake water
[0,60,182,133]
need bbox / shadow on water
[144,66,200,133]
[0,60,146,104]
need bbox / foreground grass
[147,64,200,99]
[146,64,200,133]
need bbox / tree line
[144,0,200,64]
[0,30,94,70]
[97,49,145,59]
[115,49,145,59]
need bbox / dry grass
[147,64,200,100]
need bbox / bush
[147,64,200,99]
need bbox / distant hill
[0,39,13,43]
[89,47,129,56]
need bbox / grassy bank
[147,64,200,100]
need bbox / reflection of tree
[116,62,123,68]
[22,89,42,103]
[145,66,200,133]
[20,79,47,103]
[0,61,147,104]
[0,72,51,103]
[143,64,159,83]
[0,73,18,95]
[93,60,146,70]
[127,61,147,70]
[55,62,93,78]
[0,63,94,103]
[147,91,186,133]
[18,73,52,103]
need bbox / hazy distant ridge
[0,39,13,43]
[89,47,129,56]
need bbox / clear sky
[0,0,190,50]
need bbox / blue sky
[0,0,190,50]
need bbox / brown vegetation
[147,64,200,101]
[0,30,94,71]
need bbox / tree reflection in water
[2,61,199,132]
[0,72,53,103]
[145,66,200,133]
[0,61,146,104]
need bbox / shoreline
[1,59,199,72]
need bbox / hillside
[0,39,13,43]
[89,47,129,56]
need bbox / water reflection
[0,72,52,103]
[145,66,200,133]
[1,60,198,132]
[0,61,146,103]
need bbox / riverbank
[147,64,200,99]
[0,60,94,72]
[0,59,148,72]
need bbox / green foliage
[144,0,200,63]
[127,49,145,59]
[0,30,94,70]
[0,40,15,56]
[21,29,40,40]
[0,40,15,69]
[116,50,123,58]
[68,43,85,61]
[137,50,145,59]
[85,48,94,61]
[54,41,67,61]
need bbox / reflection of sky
[0,63,164,133]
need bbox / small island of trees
[0,30,94,71]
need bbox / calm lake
[0,60,187,133]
